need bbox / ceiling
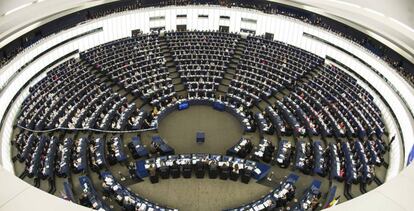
[0,0,412,28]
[0,0,413,61]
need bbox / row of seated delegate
[17,58,149,131]
[138,153,270,183]
[166,31,240,97]
[252,64,385,140]
[227,36,324,108]
[13,130,386,187]
[101,172,176,211]
[17,32,385,139]
[81,34,176,108]
[269,139,385,185]
[230,177,322,211]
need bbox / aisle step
[214,38,247,98]
[221,78,231,86]
[218,85,229,93]
[257,101,270,111]
[172,78,182,85]
[159,35,186,96]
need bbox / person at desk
[233,164,240,174]
[151,106,160,118]
[220,162,230,180]
[149,142,160,156]
[230,163,240,181]
[148,164,158,183]
[159,160,170,179]
[141,112,153,129]
[101,181,111,197]
[286,184,296,201]
[182,160,192,178]
[148,164,157,177]
[209,160,218,178]
[171,160,180,178]
[309,195,320,210]
[127,162,141,181]
[123,195,136,211]
[171,96,178,104]
[237,104,244,113]
[237,146,247,158]
[79,193,92,207]
[218,94,224,102]
[195,159,206,178]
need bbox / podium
[196,132,205,143]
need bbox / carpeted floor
[157,105,243,154]
[129,177,272,211]
[11,105,390,211]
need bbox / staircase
[158,35,187,98]
[214,37,247,97]
[265,62,324,104]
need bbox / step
[176,90,188,98]
[222,78,233,85]
[229,62,238,68]
[226,68,236,75]
[140,103,153,112]
[257,100,271,111]
[117,89,128,97]
[172,78,182,84]
[235,48,245,53]
[174,84,185,92]
[233,52,243,57]
[166,62,175,68]
[266,96,279,105]
[217,85,229,93]
[223,70,235,80]
[169,72,180,78]
[250,106,262,114]
[160,47,169,51]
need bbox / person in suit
[209,160,218,178]
[148,164,157,177]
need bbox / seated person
[219,162,230,180]
[151,106,160,118]
[209,160,218,178]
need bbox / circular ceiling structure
[0,1,413,211]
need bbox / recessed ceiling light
[363,8,385,17]
[3,2,34,16]
[389,17,414,33]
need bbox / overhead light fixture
[328,0,361,9]
[389,17,414,33]
[363,8,385,17]
[3,2,34,16]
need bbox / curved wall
[0,165,91,210]
[0,5,412,210]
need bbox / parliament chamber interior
[0,0,413,211]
